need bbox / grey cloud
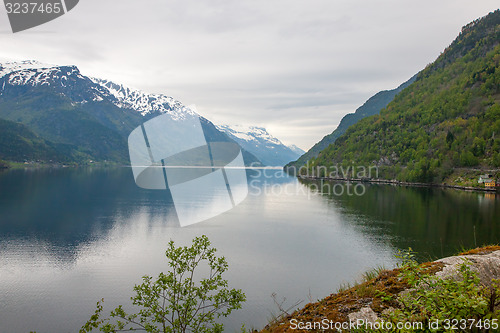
[0,0,499,149]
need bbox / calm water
[0,168,498,332]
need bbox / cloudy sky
[0,1,498,150]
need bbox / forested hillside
[306,10,500,184]
[287,75,416,169]
[0,118,70,163]
[0,62,263,166]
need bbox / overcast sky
[0,1,498,150]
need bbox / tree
[81,235,246,333]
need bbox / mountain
[306,10,500,184]
[286,74,417,170]
[287,144,306,156]
[216,125,303,166]
[0,117,69,163]
[0,60,262,166]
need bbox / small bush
[380,249,500,332]
[81,235,246,333]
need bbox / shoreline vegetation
[285,161,499,193]
[258,246,500,333]
[0,160,125,170]
[297,174,499,193]
[287,10,500,196]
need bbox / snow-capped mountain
[0,60,262,165]
[216,125,303,166]
[89,78,196,120]
[0,61,94,103]
[0,60,59,75]
[0,60,195,120]
[287,144,306,156]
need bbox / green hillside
[0,86,137,163]
[305,10,500,185]
[286,75,416,169]
[0,69,264,166]
[0,118,70,163]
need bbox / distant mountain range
[287,144,305,157]
[216,125,304,166]
[0,60,304,166]
[304,9,500,184]
[286,74,417,170]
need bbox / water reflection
[299,178,500,260]
[0,169,497,332]
[0,168,178,246]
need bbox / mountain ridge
[286,74,417,170]
[216,124,304,166]
[0,60,263,166]
[306,9,500,185]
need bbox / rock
[348,306,379,324]
[348,251,500,326]
[435,251,500,287]
[259,249,500,332]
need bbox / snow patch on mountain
[216,124,302,166]
[90,78,197,120]
[287,144,306,156]
[0,60,198,122]
[0,60,84,88]
[216,125,283,146]
[0,60,57,77]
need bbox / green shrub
[81,235,246,333]
[380,249,500,332]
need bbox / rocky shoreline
[259,246,500,333]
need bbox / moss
[258,260,447,332]
[257,246,500,332]
[459,245,500,255]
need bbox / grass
[258,245,499,333]
[259,267,414,333]
[361,265,387,283]
[459,244,500,255]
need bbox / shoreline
[259,246,500,333]
[3,163,499,194]
[297,175,499,193]
[0,161,127,170]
